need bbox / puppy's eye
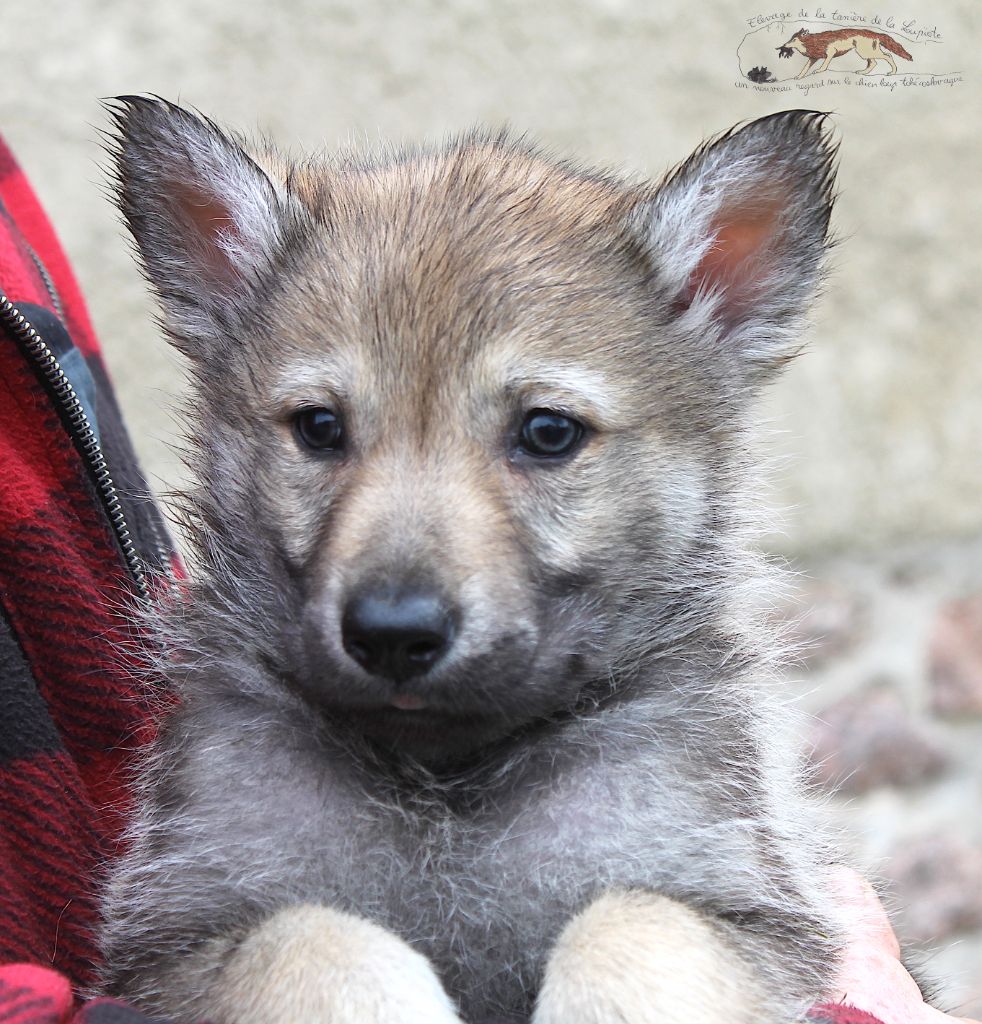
[294,407,343,452]
[518,410,584,458]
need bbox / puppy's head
[110,99,835,761]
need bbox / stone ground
[779,538,982,1016]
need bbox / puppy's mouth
[294,627,599,760]
[389,693,429,711]
[324,699,512,763]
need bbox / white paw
[206,904,464,1024]
[532,891,768,1024]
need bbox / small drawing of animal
[778,27,913,78]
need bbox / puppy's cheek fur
[533,890,770,1024]
[207,905,463,1024]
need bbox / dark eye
[294,407,343,452]
[517,410,584,458]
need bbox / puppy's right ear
[106,96,296,358]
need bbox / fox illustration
[98,99,845,1024]
[779,27,913,78]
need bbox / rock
[885,835,982,944]
[807,682,948,794]
[930,594,982,717]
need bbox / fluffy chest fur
[107,657,830,1022]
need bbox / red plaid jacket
[0,133,174,1023]
[0,134,883,1024]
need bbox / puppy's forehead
[303,139,631,239]
[265,141,651,427]
[314,145,634,303]
[299,144,642,364]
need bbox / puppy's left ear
[632,110,837,384]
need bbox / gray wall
[3,0,978,554]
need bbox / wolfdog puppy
[99,98,843,1024]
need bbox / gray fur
[99,98,843,1023]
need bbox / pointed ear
[106,96,296,357]
[632,110,837,383]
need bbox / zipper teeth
[28,247,64,320]
[0,198,65,320]
[0,293,151,604]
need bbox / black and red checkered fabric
[0,134,171,1023]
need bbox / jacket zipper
[0,292,154,604]
[1,195,64,319]
[27,244,64,320]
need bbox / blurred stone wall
[780,541,982,1014]
[2,0,980,1012]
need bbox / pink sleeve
[810,1002,889,1024]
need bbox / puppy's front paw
[533,891,768,1024]
[206,904,463,1024]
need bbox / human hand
[815,866,979,1024]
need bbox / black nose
[341,586,456,681]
